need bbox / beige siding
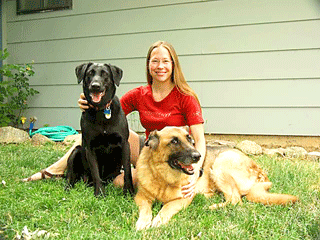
[2,0,320,135]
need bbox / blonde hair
[146,41,200,103]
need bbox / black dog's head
[75,62,123,108]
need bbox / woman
[23,41,206,198]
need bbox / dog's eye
[87,70,94,76]
[101,70,108,77]
[171,137,179,144]
[187,135,195,146]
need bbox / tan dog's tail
[246,182,298,205]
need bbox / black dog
[66,62,134,196]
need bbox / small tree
[0,49,39,127]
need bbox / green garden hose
[30,126,78,141]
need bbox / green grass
[0,143,319,239]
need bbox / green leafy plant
[0,49,39,127]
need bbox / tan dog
[135,127,298,230]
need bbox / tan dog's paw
[136,217,152,230]
[151,214,171,228]
[209,202,228,209]
[151,215,163,228]
[209,203,219,210]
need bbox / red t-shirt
[120,85,204,137]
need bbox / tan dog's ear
[145,130,159,150]
[182,126,190,133]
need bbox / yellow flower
[21,116,27,124]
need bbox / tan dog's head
[145,127,201,175]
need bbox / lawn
[0,143,319,239]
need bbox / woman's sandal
[22,169,64,182]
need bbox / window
[17,0,72,15]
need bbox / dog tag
[104,106,111,119]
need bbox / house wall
[2,0,320,135]
[0,1,2,51]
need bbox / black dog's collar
[105,100,112,109]
[104,101,112,119]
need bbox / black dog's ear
[145,130,159,150]
[75,62,93,84]
[108,64,123,87]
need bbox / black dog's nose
[192,151,201,162]
[91,82,101,91]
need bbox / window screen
[17,0,72,15]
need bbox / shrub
[0,49,39,127]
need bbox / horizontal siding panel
[7,0,320,43]
[201,20,320,54]
[202,108,320,136]
[29,60,147,86]
[27,108,82,130]
[181,50,320,81]
[29,62,82,86]
[29,85,82,108]
[191,79,320,108]
[28,83,143,108]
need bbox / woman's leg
[113,129,142,188]
[22,136,82,181]
[128,129,142,167]
[23,129,142,184]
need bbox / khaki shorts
[139,135,146,153]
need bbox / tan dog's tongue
[91,92,103,103]
[179,162,194,171]
[186,165,194,171]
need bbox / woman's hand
[78,93,89,111]
[181,176,197,198]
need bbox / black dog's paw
[64,183,73,192]
[94,186,106,197]
[123,185,135,197]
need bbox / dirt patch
[205,134,320,152]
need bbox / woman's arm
[190,123,206,177]
[181,123,206,198]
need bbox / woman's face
[148,46,173,84]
